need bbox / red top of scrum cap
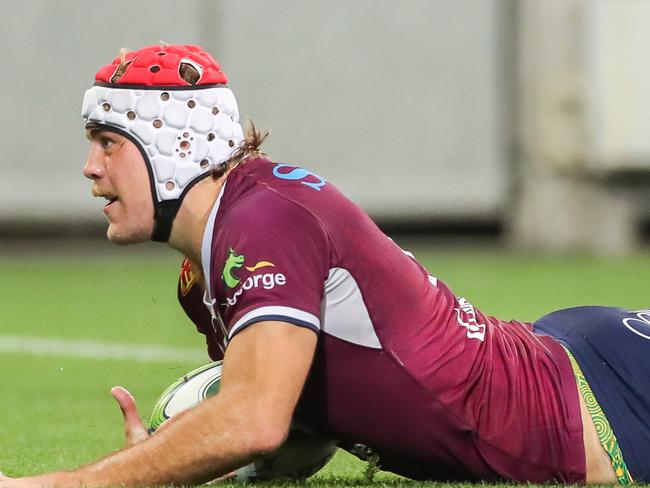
[94,44,228,86]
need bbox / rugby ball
[148,361,336,481]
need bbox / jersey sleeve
[212,194,329,340]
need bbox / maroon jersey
[177,158,585,483]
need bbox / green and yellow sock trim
[562,345,634,485]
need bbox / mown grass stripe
[0,335,206,363]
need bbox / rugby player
[1,44,648,486]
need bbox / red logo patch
[179,258,199,296]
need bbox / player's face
[83,130,154,244]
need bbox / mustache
[91,186,114,198]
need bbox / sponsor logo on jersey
[221,248,286,307]
[455,297,486,342]
[179,258,198,296]
[222,248,247,288]
[622,309,650,340]
[272,163,327,191]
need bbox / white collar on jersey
[201,180,228,303]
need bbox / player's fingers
[111,386,149,447]
[204,472,235,484]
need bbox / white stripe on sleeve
[229,306,321,339]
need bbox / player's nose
[83,146,105,180]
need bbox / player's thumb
[111,385,150,447]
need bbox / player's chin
[106,223,151,245]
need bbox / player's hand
[0,473,77,487]
[0,472,20,488]
[111,386,149,447]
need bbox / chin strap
[151,171,214,242]
[151,200,181,242]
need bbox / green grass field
[0,244,648,486]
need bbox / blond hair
[211,121,270,179]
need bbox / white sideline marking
[0,336,207,363]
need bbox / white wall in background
[0,1,509,223]
[586,0,650,170]
[0,0,209,222]
[214,0,510,219]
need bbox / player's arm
[4,321,317,487]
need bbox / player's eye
[99,135,117,150]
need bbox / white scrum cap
[82,44,244,242]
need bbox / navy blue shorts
[534,306,650,482]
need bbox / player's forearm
[95,398,282,486]
[36,393,286,487]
